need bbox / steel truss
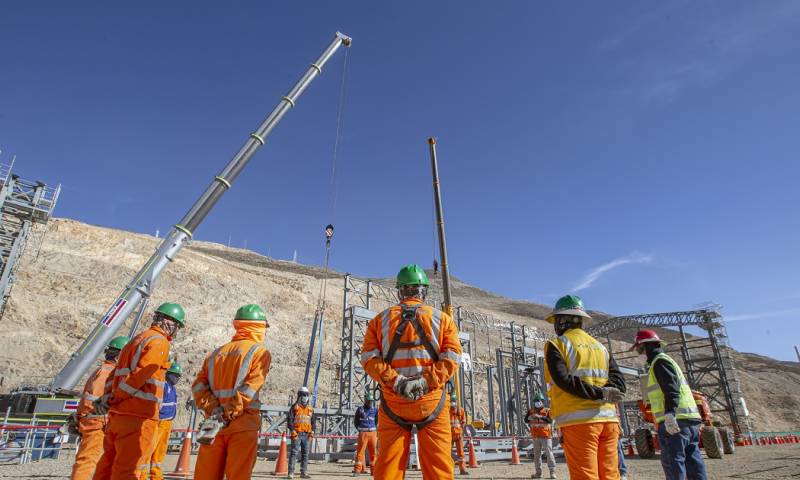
[0,158,60,318]
[586,308,752,434]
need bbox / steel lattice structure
[587,308,752,434]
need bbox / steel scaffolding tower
[587,308,752,435]
[0,158,60,317]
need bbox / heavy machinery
[634,389,735,460]
[49,32,351,392]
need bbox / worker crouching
[543,295,626,480]
[287,386,316,479]
[191,304,272,480]
[361,264,462,480]
[352,391,378,476]
[632,330,707,480]
[525,393,555,479]
[92,302,185,480]
[69,336,128,480]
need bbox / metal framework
[0,157,60,318]
[586,308,752,434]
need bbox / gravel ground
[2,444,800,479]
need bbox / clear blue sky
[2,2,799,361]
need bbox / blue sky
[2,2,799,361]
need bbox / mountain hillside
[1,218,798,432]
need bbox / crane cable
[311,48,350,406]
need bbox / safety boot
[531,472,542,479]
[549,472,557,479]
[287,475,293,479]
[300,474,311,479]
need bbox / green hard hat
[545,294,592,325]
[396,264,430,288]
[235,304,268,323]
[365,391,374,401]
[534,392,545,401]
[106,336,130,351]
[156,302,186,327]
[167,363,183,375]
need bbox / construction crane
[51,32,352,391]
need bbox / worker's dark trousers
[617,439,627,476]
[288,432,310,474]
[657,420,707,480]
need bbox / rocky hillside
[1,219,798,432]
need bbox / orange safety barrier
[272,432,288,475]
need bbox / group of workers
[66,262,710,480]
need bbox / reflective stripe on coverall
[93,326,171,480]
[70,360,115,480]
[544,328,619,480]
[192,320,271,480]
[148,382,177,480]
[361,299,462,480]
[450,407,467,472]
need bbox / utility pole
[794,345,800,363]
[51,32,352,391]
[428,137,462,409]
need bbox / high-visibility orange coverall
[352,405,378,474]
[450,406,468,474]
[361,298,462,480]
[70,360,115,480]
[192,320,271,480]
[93,325,171,480]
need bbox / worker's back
[108,326,170,419]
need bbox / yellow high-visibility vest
[544,328,618,427]
[645,353,701,423]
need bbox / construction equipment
[50,32,352,391]
[633,388,733,460]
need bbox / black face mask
[554,316,580,336]
[166,373,181,386]
[105,349,120,362]
[365,400,373,409]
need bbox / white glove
[402,376,429,401]
[393,374,409,395]
[664,413,680,435]
[600,387,624,403]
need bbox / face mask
[166,373,181,386]
[299,395,309,405]
[534,401,543,409]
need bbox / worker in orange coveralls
[352,391,378,476]
[449,394,469,476]
[69,336,128,480]
[191,304,272,480]
[360,264,462,480]
[92,303,185,480]
[146,362,181,480]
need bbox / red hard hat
[630,329,666,350]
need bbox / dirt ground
[2,444,800,479]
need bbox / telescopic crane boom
[52,32,352,391]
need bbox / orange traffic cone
[510,437,521,465]
[467,434,480,468]
[169,431,193,478]
[273,433,289,475]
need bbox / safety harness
[381,305,447,431]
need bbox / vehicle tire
[635,428,656,459]
[719,427,735,455]
[702,426,723,459]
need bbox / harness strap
[380,389,447,432]
[384,306,440,363]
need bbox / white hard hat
[298,386,310,395]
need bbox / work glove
[664,413,680,435]
[393,375,409,395]
[600,387,624,403]
[401,376,429,401]
[92,396,111,416]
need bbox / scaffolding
[0,156,60,318]
[586,308,752,435]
